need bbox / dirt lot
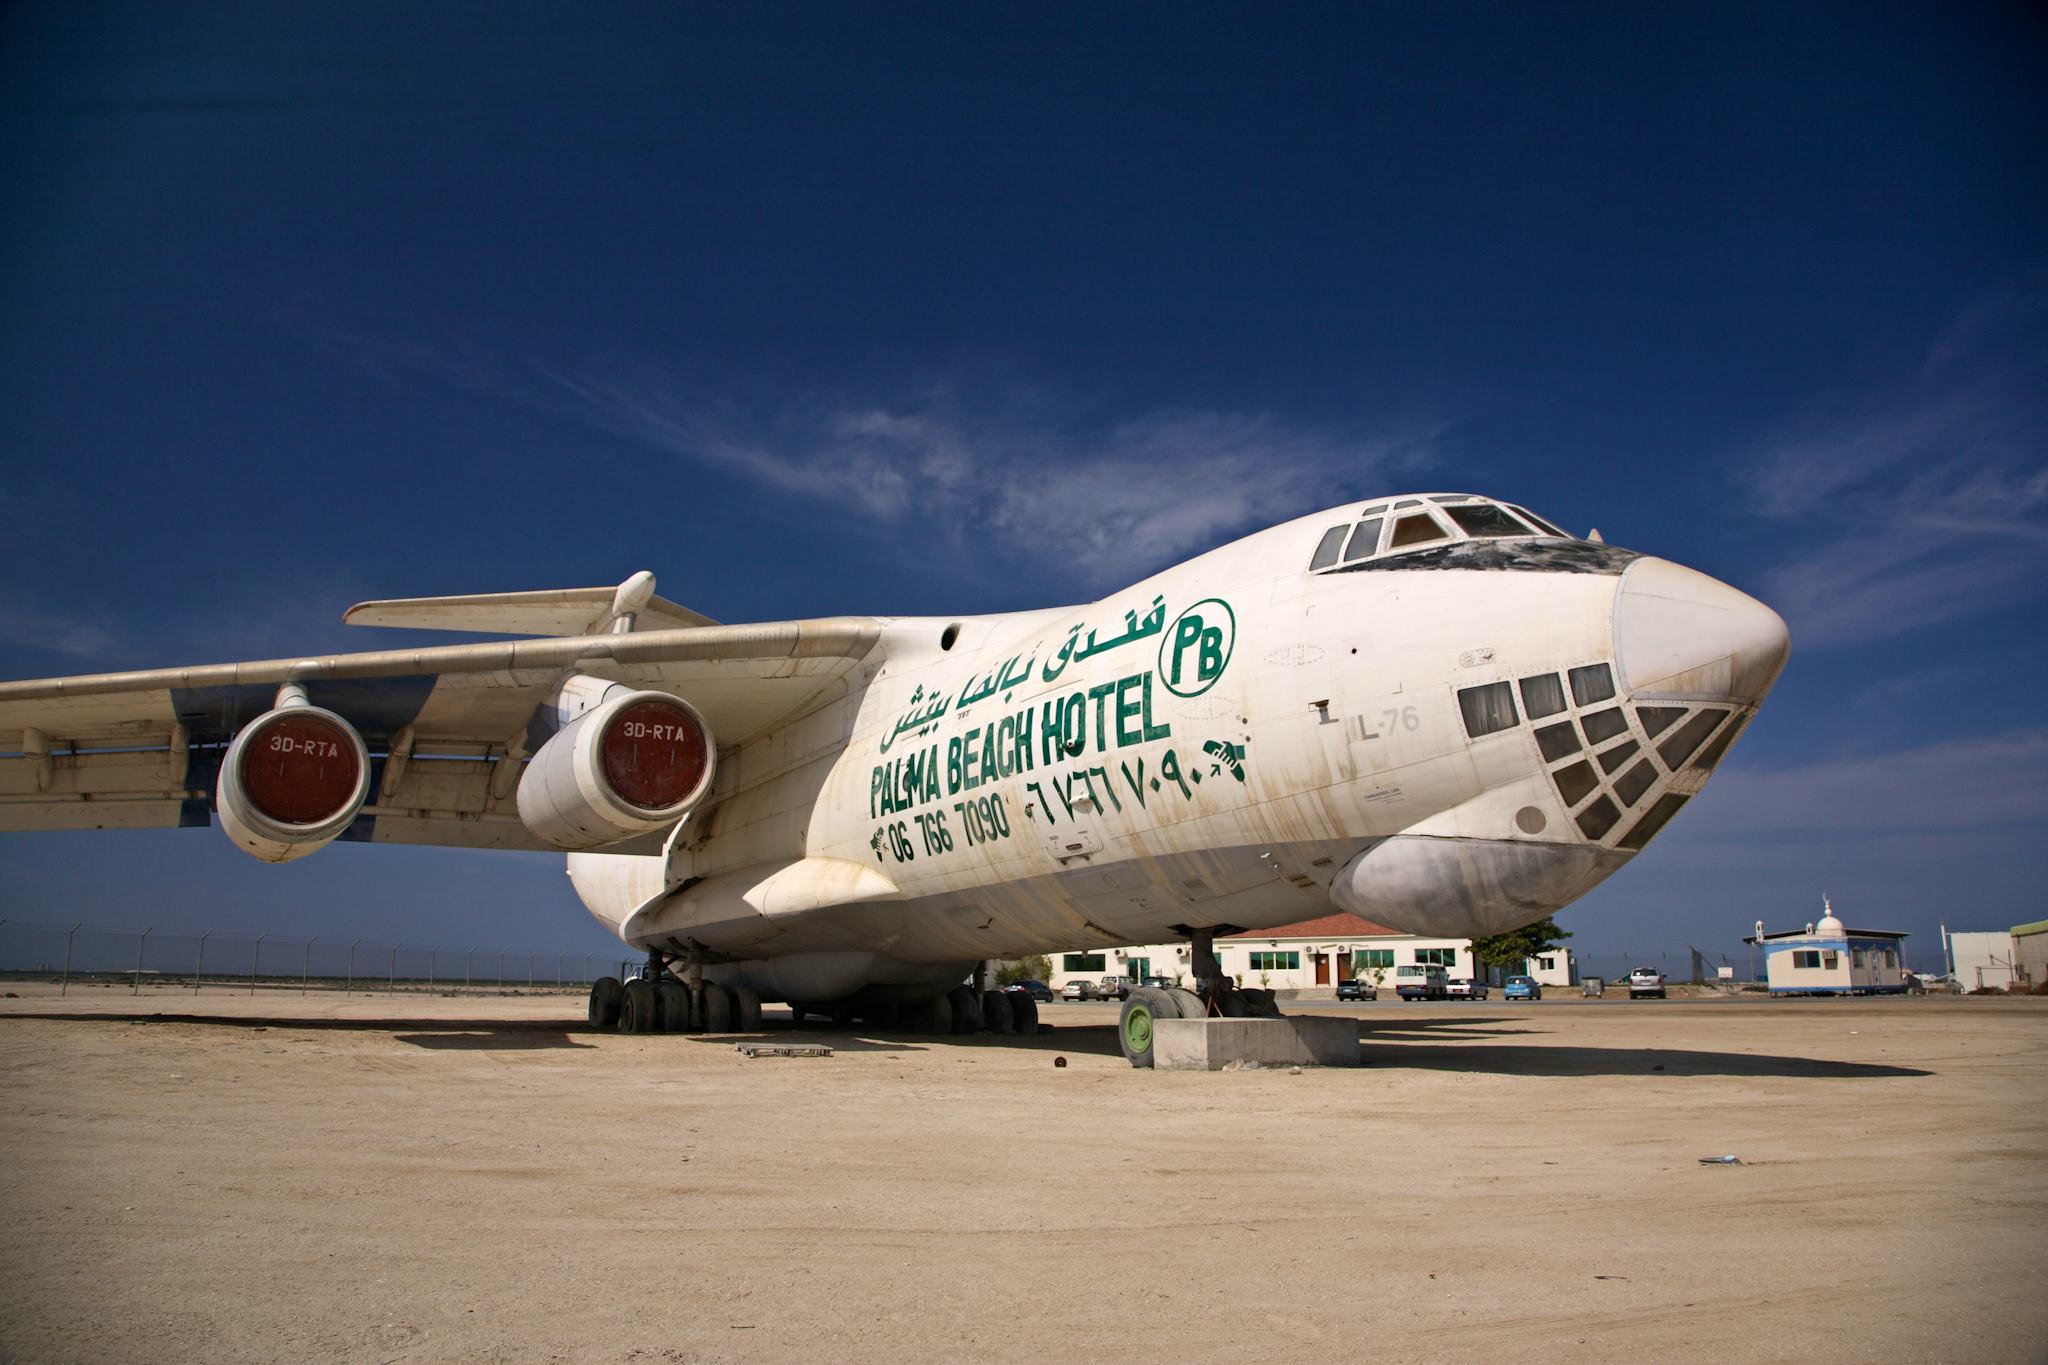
[1,986,2043,1363]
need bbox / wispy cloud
[1684,729,2048,836]
[0,606,120,662]
[1740,282,2048,648]
[541,376,1445,585]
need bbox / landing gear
[947,985,981,1035]
[700,981,733,1032]
[620,977,658,1034]
[656,979,692,1032]
[1116,986,1202,1068]
[587,976,623,1029]
[980,988,1014,1035]
[1007,988,1039,1035]
[731,984,762,1032]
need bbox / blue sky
[2,3,2043,972]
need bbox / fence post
[527,951,535,989]
[557,952,565,987]
[194,932,210,993]
[347,939,359,994]
[496,950,504,991]
[61,923,78,997]
[250,935,266,995]
[388,945,397,993]
[132,927,151,995]
[429,945,440,992]
[302,940,310,996]
[466,946,475,990]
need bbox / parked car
[1007,979,1054,1002]
[1097,976,1131,1001]
[1138,975,1176,991]
[1394,964,1449,1000]
[1060,979,1098,1001]
[1336,977,1377,1001]
[1626,966,1667,999]
[1446,977,1489,1000]
[1503,975,1542,1000]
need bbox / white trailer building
[1744,900,1907,996]
[1947,930,2022,992]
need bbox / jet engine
[217,696,371,863]
[517,689,715,850]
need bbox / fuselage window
[1310,525,1348,571]
[1343,518,1383,561]
[1445,503,1536,538]
[1519,674,1567,719]
[1389,511,1449,549]
[1569,663,1616,706]
[1457,681,1518,738]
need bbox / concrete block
[1152,1015,1361,1070]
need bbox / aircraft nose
[1614,558,1790,704]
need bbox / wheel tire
[700,982,733,1032]
[656,980,691,1032]
[1165,987,1206,1020]
[587,976,623,1029]
[980,989,1014,1035]
[907,993,952,1035]
[1118,990,1166,1068]
[621,978,657,1034]
[732,984,762,1032]
[1008,990,1039,1035]
[947,985,980,1035]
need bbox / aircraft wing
[0,618,881,850]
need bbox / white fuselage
[567,499,1786,1005]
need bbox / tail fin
[343,571,717,637]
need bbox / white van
[1395,964,1449,1000]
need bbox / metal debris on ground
[1698,1154,1742,1165]
[734,1042,833,1058]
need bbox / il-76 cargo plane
[0,493,1787,1065]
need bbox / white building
[1744,900,1907,997]
[1948,930,2021,992]
[1044,912,1576,994]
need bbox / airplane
[0,491,1788,1065]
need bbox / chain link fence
[0,917,633,997]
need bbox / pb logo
[1159,598,1235,697]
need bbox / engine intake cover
[518,690,715,850]
[217,704,371,863]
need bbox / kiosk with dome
[1744,899,1910,996]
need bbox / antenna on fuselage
[1587,527,1605,543]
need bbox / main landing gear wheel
[980,989,1014,1035]
[700,982,733,1033]
[947,985,981,1035]
[620,977,658,1034]
[907,993,953,1035]
[1119,988,1171,1068]
[587,976,623,1029]
[1008,989,1039,1035]
[656,980,692,1033]
[731,984,762,1032]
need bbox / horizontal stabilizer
[344,570,717,637]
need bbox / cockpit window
[1310,525,1347,571]
[1511,506,1570,538]
[1358,504,1387,518]
[1343,519,1383,561]
[1444,503,1537,538]
[1389,511,1449,548]
[1392,499,1423,509]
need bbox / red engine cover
[600,699,710,811]
[238,711,363,825]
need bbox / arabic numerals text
[914,810,954,856]
[952,793,1012,848]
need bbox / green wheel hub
[1122,1002,1155,1055]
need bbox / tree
[996,955,1053,986]
[1472,917,1572,975]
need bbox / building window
[1414,947,1457,966]
[1793,950,1821,969]
[1062,953,1106,972]
[1358,949,1394,969]
[1853,950,1866,969]
[1248,951,1300,972]
[1128,957,1150,978]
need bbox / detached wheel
[620,978,657,1034]
[980,989,1014,1035]
[1008,990,1039,1035]
[1165,987,1207,1020]
[656,980,692,1032]
[700,982,733,1032]
[587,976,623,1030]
[1119,989,1169,1068]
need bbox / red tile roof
[1224,912,1403,940]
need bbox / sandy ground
[1,985,2043,1364]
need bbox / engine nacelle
[517,690,715,850]
[218,703,371,863]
